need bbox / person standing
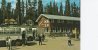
[6,37,9,48]
[32,30,35,40]
[67,30,71,37]
[8,37,12,50]
[68,37,71,46]
[38,34,42,45]
[22,31,26,46]
[42,34,45,41]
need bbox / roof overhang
[36,14,80,22]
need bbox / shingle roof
[36,14,80,22]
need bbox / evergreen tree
[38,0,43,16]
[60,2,63,16]
[70,3,73,16]
[52,1,58,15]
[49,2,53,14]
[55,3,58,15]
[72,2,77,17]
[1,0,7,19]
[27,0,34,20]
[32,0,37,21]
[65,0,70,16]
[44,4,49,14]
[76,6,80,17]
[53,1,56,15]
[0,8,3,24]
[19,0,25,24]
[26,0,28,18]
[11,9,14,18]
[45,2,53,14]
[7,2,11,19]
[15,0,21,25]
[0,9,2,17]
[64,9,66,16]
[22,0,24,17]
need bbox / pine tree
[32,0,37,21]
[15,0,21,25]
[52,1,59,15]
[76,6,80,17]
[70,3,73,16]
[26,0,28,18]
[53,1,56,15]
[55,3,58,15]
[0,8,2,17]
[11,9,14,18]
[20,0,25,24]
[38,0,43,16]
[45,2,53,14]
[0,8,3,24]
[7,2,11,19]
[60,2,63,16]
[44,4,49,14]
[48,2,53,14]
[65,0,70,16]
[72,2,77,17]
[22,0,24,17]
[27,0,34,20]
[1,0,7,19]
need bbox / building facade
[36,14,80,36]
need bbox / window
[56,27,58,32]
[45,24,47,27]
[46,28,48,32]
[51,19,54,23]
[52,28,56,32]
[62,20,65,23]
[47,24,49,27]
[46,20,49,23]
[60,27,61,32]
[58,20,60,23]
[54,28,56,32]
[45,28,48,32]
[44,20,49,23]
[51,28,53,32]
[63,28,65,32]
[53,28,55,32]
[45,24,49,27]
[58,27,60,32]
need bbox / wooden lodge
[36,14,80,36]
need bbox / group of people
[22,31,46,45]
[38,34,45,45]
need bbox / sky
[0,0,80,9]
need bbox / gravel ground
[0,37,80,50]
